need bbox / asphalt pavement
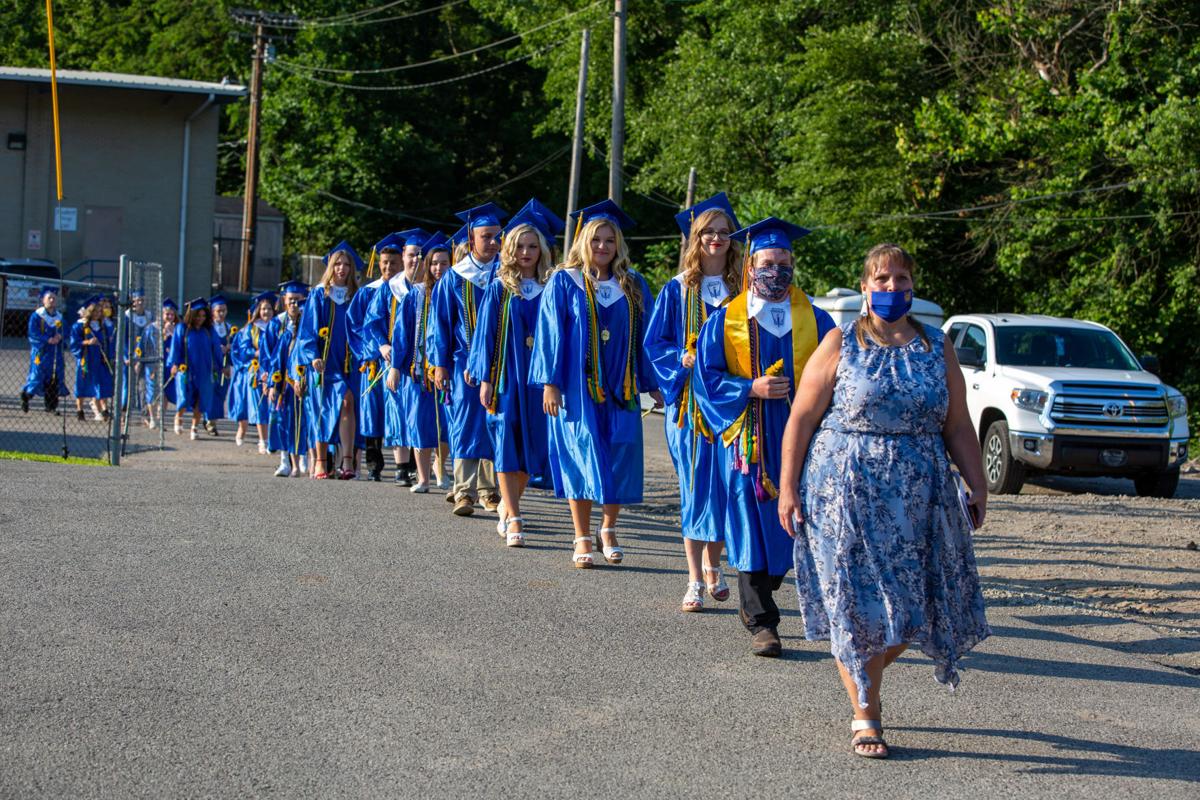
[1,420,1197,798]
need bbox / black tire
[1133,467,1180,499]
[983,419,1026,495]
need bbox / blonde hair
[452,241,469,266]
[318,249,360,295]
[498,224,552,295]
[679,208,742,296]
[560,218,643,311]
[855,243,929,351]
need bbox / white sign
[27,229,42,250]
[54,207,77,231]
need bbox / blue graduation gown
[120,310,154,410]
[245,320,275,425]
[692,298,836,574]
[365,276,413,448]
[427,259,495,460]
[466,278,550,483]
[644,275,730,542]
[69,319,115,399]
[348,278,388,440]
[168,323,221,412]
[160,325,176,408]
[391,284,440,449]
[296,284,357,445]
[226,327,250,422]
[265,317,310,455]
[207,321,234,420]
[528,269,658,504]
[23,308,67,396]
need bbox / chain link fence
[0,256,166,462]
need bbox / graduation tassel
[582,274,607,404]
[485,288,512,414]
[366,246,377,279]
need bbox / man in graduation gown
[428,203,505,516]
[694,217,836,657]
[21,286,66,413]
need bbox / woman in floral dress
[777,244,990,759]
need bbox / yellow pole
[45,0,64,201]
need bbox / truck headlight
[1011,389,1048,413]
[1166,393,1188,419]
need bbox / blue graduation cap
[186,297,209,312]
[455,202,508,230]
[82,294,101,306]
[450,225,469,248]
[250,290,277,307]
[504,198,566,241]
[675,192,740,236]
[324,240,366,273]
[162,298,179,312]
[422,231,451,254]
[40,285,59,298]
[129,287,146,299]
[279,280,309,297]
[397,228,433,249]
[373,232,406,254]
[208,294,228,308]
[569,199,636,232]
[732,216,811,254]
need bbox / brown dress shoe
[453,496,475,516]
[480,492,501,512]
[750,628,782,658]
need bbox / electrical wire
[274,2,600,74]
[269,40,563,91]
[234,0,471,29]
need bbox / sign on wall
[53,207,77,232]
[27,229,42,251]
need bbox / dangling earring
[860,297,869,318]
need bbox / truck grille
[1049,382,1168,428]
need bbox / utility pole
[680,166,696,259]
[238,20,265,294]
[564,29,591,256]
[608,0,626,204]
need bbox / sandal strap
[852,735,887,746]
[702,565,722,573]
[851,719,882,732]
[573,536,591,544]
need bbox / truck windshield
[995,326,1141,370]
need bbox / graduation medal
[524,335,534,349]
[600,328,611,343]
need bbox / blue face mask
[869,289,912,322]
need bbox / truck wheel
[983,419,1025,494]
[1133,467,1180,499]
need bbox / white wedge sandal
[594,527,624,564]
[572,536,594,569]
[505,516,525,548]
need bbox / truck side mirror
[1138,354,1160,375]
[956,347,985,370]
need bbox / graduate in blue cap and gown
[466,199,561,545]
[168,296,223,440]
[266,280,311,477]
[240,290,278,454]
[68,295,116,421]
[387,231,448,493]
[118,288,150,416]
[429,203,506,515]
[693,216,836,656]
[296,241,362,479]
[529,199,663,568]
[147,298,179,428]
[645,192,743,611]
[21,286,66,414]
[203,294,233,435]
[349,234,397,481]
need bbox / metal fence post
[109,255,128,465]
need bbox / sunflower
[318,326,330,339]
[178,364,188,373]
[271,371,282,383]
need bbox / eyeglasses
[699,229,732,241]
[755,263,793,271]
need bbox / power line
[274,2,600,75]
[269,40,563,91]
[275,171,455,227]
[233,0,470,29]
[461,145,572,202]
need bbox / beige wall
[0,80,229,302]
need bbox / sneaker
[20,392,30,413]
[437,476,453,491]
[481,493,501,512]
[410,482,430,494]
[76,409,85,421]
[204,420,217,434]
[189,427,198,441]
[274,463,292,477]
[397,469,413,487]
[174,420,183,434]
[453,496,475,516]
[445,491,457,504]
[750,628,782,658]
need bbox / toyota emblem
[1102,401,1124,418]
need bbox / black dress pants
[738,570,785,633]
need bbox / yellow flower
[271,371,282,383]
[318,326,330,338]
[230,325,240,335]
[295,365,307,376]
[178,364,188,373]
[135,348,142,357]
[249,359,259,371]
[54,320,62,328]
[359,363,368,373]
[34,356,41,365]
[765,358,785,377]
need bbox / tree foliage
[7,0,1200,428]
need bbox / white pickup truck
[943,314,1190,498]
